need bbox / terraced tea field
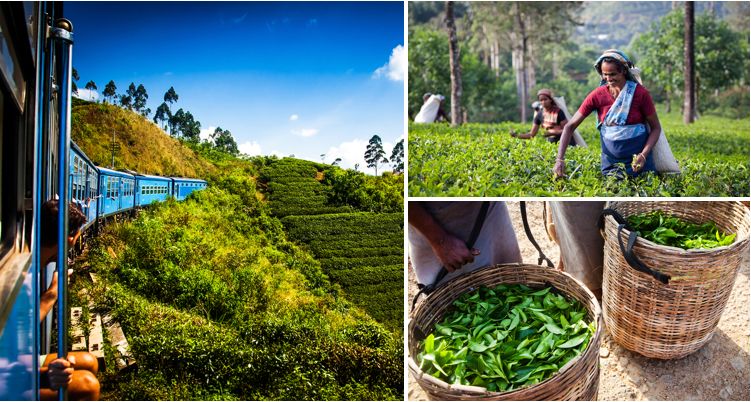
[261,158,404,331]
[409,113,749,196]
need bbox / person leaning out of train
[38,199,100,401]
[511,89,569,143]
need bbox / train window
[0,12,27,110]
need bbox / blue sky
[67,1,404,172]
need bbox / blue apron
[597,80,655,177]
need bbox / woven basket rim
[409,263,603,397]
[602,208,750,255]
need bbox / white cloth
[549,201,605,291]
[414,94,444,123]
[553,96,588,148]
[409,202,522,285]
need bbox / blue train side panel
[97,168,135,217]
[70,143,99,227]
[136,175,172,207]
[0,267,36,400]
[171,178,208,201]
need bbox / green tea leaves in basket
[416,284,595,392]
[627,211,736,250]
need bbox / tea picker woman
[512,89,569,143]
[553,49,661,178]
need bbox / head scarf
[594,49,643,85]
[536,88,554,101]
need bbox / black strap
[521,201,554,268]
[411,201,490,312]
[600,209,671,284]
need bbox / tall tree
[211,127,239,155]
[154,102,171,131]
[125,83,137,111]
[72,67,80,94]
[164,86,179,114]
[390,139,404,174]
[134,84,149,116]
[683,1,695,124]
[446,1,463,126]
[179,111,201,142]
[632,9,746,114]
[84,80,97,101]
[103,80,117,104]
[119,94,132,109]
[169,108,186,137]
[364,135,389,176]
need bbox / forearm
[408,202,449,249]
[556,126,574,160]
[40,292,56,322]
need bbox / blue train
[0,3,205,399]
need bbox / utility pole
[110,129,120,169]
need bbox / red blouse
[577,84,657,125]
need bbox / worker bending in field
[408,202,522,288]
[511,89,569,144]
[414,93,449,123]
[38,199,100,401]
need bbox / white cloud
[323,138,395,174]
[238,141,262,156]
[289,114,299,121]
[292,128,319,137]
[199,126,216,142]
[373,44,405,82]
[74,88,99,102]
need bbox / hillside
[71,100,215,178]
[69,101,405,399]
[259,158,404,331]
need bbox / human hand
[432,233,480,272]
[553,159,566,178]
[631,153,646,173]
[48,355,75,389]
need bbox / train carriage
[136,174,172,207]
[171,177,208,201]
[70,142,99,228]
[97,167,135,218]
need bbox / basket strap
[598,208,627,229]
[616,223,671,284]
[521,201,554,268]
[411,202,491,312]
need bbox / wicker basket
[408,263,602,401]
[602,201,750,359]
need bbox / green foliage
[211,126,240,156]
[417,284,595,392]
[260,158,404,332]
[631,9,749,114]
[627,211,736,249]
[408,112,749,196]
[83,183,402,400]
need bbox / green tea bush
[409,113,749,196]
[260,159,404,332]
[84,182,402,400]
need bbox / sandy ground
[407,201,750,401]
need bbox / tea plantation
[259,158,404,332]
[76,176,402,400]
[409,113,749,196]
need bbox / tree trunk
[683,1,695,124]
[512,2,529,123]
[446,1,463,126]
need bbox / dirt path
[407,201,750,401]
